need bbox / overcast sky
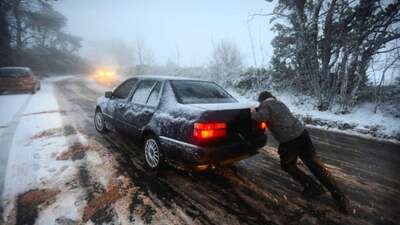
[53,0,276,67]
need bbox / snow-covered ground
[84,78,111,93]
[0,81,81,224]
[0,78,147,224]
[280,93,400,143]
[0,93,32,196]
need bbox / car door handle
[117,103,126,109]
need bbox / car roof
[128,75,206,81]
[0,67,31,71]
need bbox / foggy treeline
[0,0,399,114]
[0,0,87,74]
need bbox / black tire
[94,109,109,133]
[144,135,164,170]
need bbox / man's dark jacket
[251,98,304,143]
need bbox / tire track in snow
[53,80,121,224]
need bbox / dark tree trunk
[12,0,22,63]
[0,1,13,66]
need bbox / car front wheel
[94,109,109,133]
[144,135,164,170]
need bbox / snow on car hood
[188,102,257,111]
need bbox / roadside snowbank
[0,94,31,130]
[228,89,400,143]
[279,93,400,143]
[1,81,81,224]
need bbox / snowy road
[0,94,32,194]
[1,76,400,225]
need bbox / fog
[53,0,275,68]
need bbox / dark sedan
[94,76,267,170]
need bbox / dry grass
[56,143,90,161]
[16,189,59,225]
[31,125,76,139]
[31,127,63,139]
[82,181,123,223]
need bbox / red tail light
[194,122,227,139]
[258,122,268,133]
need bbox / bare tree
[109,40,135,73]
[134,37,154,66]
[8,0,60,49]
[247,16,258,69]
[2,0,85,73]
[372,46,400,113]
[209,39,243,84]
[0,0,14,66]
[268,0,400,112]
[175,42,181,67]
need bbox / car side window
[27,69,33,76]
[113,79,137,99]
[146,82,161,106]
[131,80,157,105]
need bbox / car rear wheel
[31,83,40,94]
[94,110,109,133]
[144,135,164,170]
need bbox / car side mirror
[105,91,113,98]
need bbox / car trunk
[190,103,261,146]
[0,75,34,90]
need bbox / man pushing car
[250,91,349,213]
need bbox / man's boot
[333,193,350,214]
[302,183,326,199]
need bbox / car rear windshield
[171,80,237,104]
[0,68,30,77]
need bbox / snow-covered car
[0,67,41,94]
[94,76,267,170]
